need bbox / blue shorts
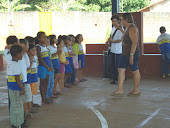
[38,65,51,79]
[118,53,139,71]
[78,54,85,68]
[51,59,60,71]
[65,64,72,74]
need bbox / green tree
[0,0,31,12]
[0,0,152,12]
[119,0,152,12]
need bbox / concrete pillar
[112,0,119,14]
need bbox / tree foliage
[0,0,31,12]
[0,0,152,12]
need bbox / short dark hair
[6,36,18,45]
[19,39,28,46]
[57,38,63,45]
[10,45,23,57]
[111,14,120,21]
[37,31,45,39]
[25,36,35,44]
[75,34,82,43]
[48,34,56,45]
[62,35,69,42]
[68,34,75,38]
[34,37,39,45]
[58,35,62,39]
[122,13,134,23]
[160,26,166,33]
[28,44,35,51]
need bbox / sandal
[29,108,38,113]
[53,92,62,96]
[111,93,123,97]
[80,79,84,82]
[74,80,80,84]
[128,92,141,97]
[46,99,53,102]
[25,113,32,119]
[41,101,52,106]
[33,104,40,108]
[56,92,62,95]
[83,78,88,81]
[50,95,58,99]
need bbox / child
[36,31,52,105]
[69,35,80,84]
[48,35,62,96]
[67,36,76,86]
[19,39,37,118]
[44,37,55,100]
[62,36,73,88]
[76,34,87,82]
[4,36,20,64]
[57,38,69,91]
[25,36,35,45]
[27,44,40,108]
[7,45,27,128]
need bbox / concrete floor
[0,71,170,128]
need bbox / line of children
[5,32,87,128]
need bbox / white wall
[151,0,170,12]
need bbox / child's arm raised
[36,46,50,71]
[15,76,25,95]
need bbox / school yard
[0,71,170,128]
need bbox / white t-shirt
[32,56,38,69]
[19,53,30,83]
[110,27,123,54]
[48,45,57,54]
[4,49,12,65]
[78,44,83,52]
[156,33,170,44]
[7,60,22,76]
[66,46,72,52]
[4,49,30,82]
[62,46,69,57]
[62,46,68,53]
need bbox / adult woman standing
[112,13,141,96]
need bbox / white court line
[88,106,108,128]
[135,108,170,128]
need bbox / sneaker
[162,75,166,78]
[110,80,118,84]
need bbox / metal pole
[112,0,119,14]
[122,0,123,12]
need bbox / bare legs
[39,79,46,102]
[53,73,60,95]
[131,70,141,94]
[59,73,65,90]
[113,68,140,94]
[78,68,84,80]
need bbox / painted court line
[136,108,161,128]
[136,108,170,128]
[88,106,108,128]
